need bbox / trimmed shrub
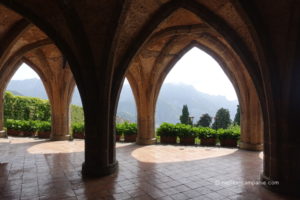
[157,123,178,137]
[72,122,84,133]
[197,127,217,139]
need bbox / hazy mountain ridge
[7,79,238,126]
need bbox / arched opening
[70,86,85,139]
[156,47,239,127]
[117,78,137,124]
[4,62,52,138]
[115,78,137,142]
[119,6,264,149]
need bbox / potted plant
[177,124,197,145]
[22,120,36,137]
[123,122,137,142]
[218,128,240,147]
[37,121,51,138]
[157,123,178,144]
[198,127,217,146]
[72,122,85,139]
[115,123,123,142]
[5,119,19,136]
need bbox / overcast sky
[11,47,237,101]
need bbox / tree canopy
[197,113,212,127]
[212,108,231,129]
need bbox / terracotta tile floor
[0,137,296,200]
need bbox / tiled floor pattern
[0,137,295,199]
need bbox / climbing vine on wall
[4,91,51,121]
[4,91,84,123]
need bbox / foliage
[212,108,231,129]
[175,124,197,137]
[217,127,240,140]
[5,119,51,132]
[71,105,84,123]
[72,122,84,133]
[233,105,240,125]
[156,122,178,137]
[4,91,51,121]
[179,105,192,125]
[115,122,137,136]
[197,113,212,127]
[4,91,84,123]
[197,127,217,139]
[36,121,51,132]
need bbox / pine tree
[233,105,240,125]
[212,108,231,129]
[197,113,212,127]
[180,105,192,125]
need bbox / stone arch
[122,6,264,149]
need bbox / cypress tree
[180,105,192,125]
[234,105,240,125]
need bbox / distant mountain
[6,78,238,126]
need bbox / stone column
[0,91,6,138]
[135,94,156,145]
[49,94,72,141]
[47,69,74,141]
[80,81,118,177]
[126,71,157,145]
[239,93,263,151]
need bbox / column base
[82,161,118,178]
[261,173,300,196]
[51,135,70,141]
[0,130,7,138]
[136,137,156,145]
[239,141,263,151]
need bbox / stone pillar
[48,70,74,141]
[50,95,71,141]
[0,92,6,138]
[239,93,263,151]
[80,82,118,178]
[135,95,156,145]
[126,72,157,145]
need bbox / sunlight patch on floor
[131,145,238,163]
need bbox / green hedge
[5,119,51,132]
[72,122,84,133]
[115,122,137,136]
[4,91,84,123]
[197,127,218,139]
[4,92,51,121]
[156,123,240,140]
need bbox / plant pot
[179,136,195,145]
[7,129,21,136]
[200,138,217,146]
[73,132,85,139]
[160,136,177,144]
[220,138,238,147]
[38,131,51,139]
[116,135,121,142]
[124,134,137,142]
[23,131,34,137]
